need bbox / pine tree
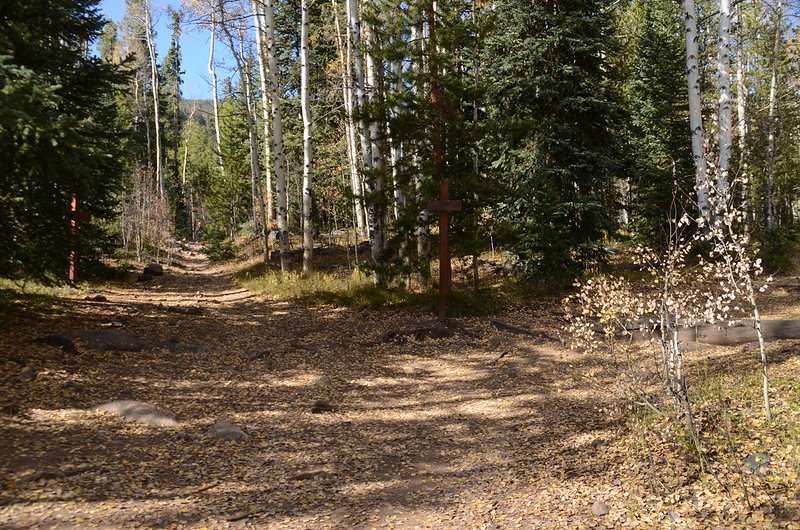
[484,0,622,276]
[161,8,185,235]
[625,0,694,245]
[0,0,126,281]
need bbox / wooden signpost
[427,179,462,321]
[69,196,91,282]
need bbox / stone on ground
[743,451,771,474]
[591,499,609,516]
[70,329,147,352]
[144,263,164,276]
[310,400,334,413]
[210,420,250,442]
[94,400,178,427]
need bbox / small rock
[743,452,771,474]
[94,400,178,427]
[591,500,609,516]
[0,403,22,416]
[315,376,332,387]
[210,421,250,442]
[290,468,330,481]
[84,295,108,302]
[144,263,164,276]
[70,329,147,352]
[668,510,681,522]
[310,400,334,414]
[16,366,37,383]
[33,335,78,354]
[167,305,203,316]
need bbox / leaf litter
[0,244,799,529]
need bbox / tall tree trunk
[252,0,274,224]
[349,0,383,284]
[143,1,163,199]
[301,0,313,273]
[735,3,750,223]
[262,0,290,271]
[717,0,732,212]
[364,25,386,256]
[216,1,268,262]
[207,14,224,174]
[333,0,366,241]
[683,0,711,223]
[389,58,404,222]
[765,0,782,232]
[411,21,429,268]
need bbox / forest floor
[1,243,800,529]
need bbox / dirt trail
[1,245,631,529]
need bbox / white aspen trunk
[735,3,749,219]
[252,0,274,224]
[717,0,732,211]
[243,56,269,262]
[683,0,711,223]
[411,22,429,263]
[301,0,313,273]
[349,0,383,284]
[216,0,268,261]
[143,1,163,199]
[263,0,290,271]
[389,59,404,221]
[364,18,386,252]
[207,15,224,167]
[333,0,367,240]
[765,0,782,232]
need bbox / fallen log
[633,319,800,346]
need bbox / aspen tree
[260,0,291,271]
[683,0,711,223]
[300,0,314,272]
[143,1,163,198]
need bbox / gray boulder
[210,421,250,442]
[144,263,164,276]
[591,500,609,516]
[94,400,178,427]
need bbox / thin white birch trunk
[411,21,429,263]
[216,0,268,261]
[389,58,404,221]
[735,3,749,218]
[765,0,782,231]
[349,0,383,284]
[207,15,224,169]
[300,0,313,273]
[333,0,367,240]
[364,15,386,253]
[683,0,711,223]
[263,0,290,271]
[717,0,732,211]
[143,1,163,199]
[252,0,274,224]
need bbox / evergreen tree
[625,0,694,245]
[160,8,186,234]
[205,85,251,240]
[0,0,126,281]
[484,0,622,277]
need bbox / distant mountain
[181,99,214,126]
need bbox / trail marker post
[427,178,462,321]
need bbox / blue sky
[99,0,232,99]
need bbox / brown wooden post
[427,188,462,321]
